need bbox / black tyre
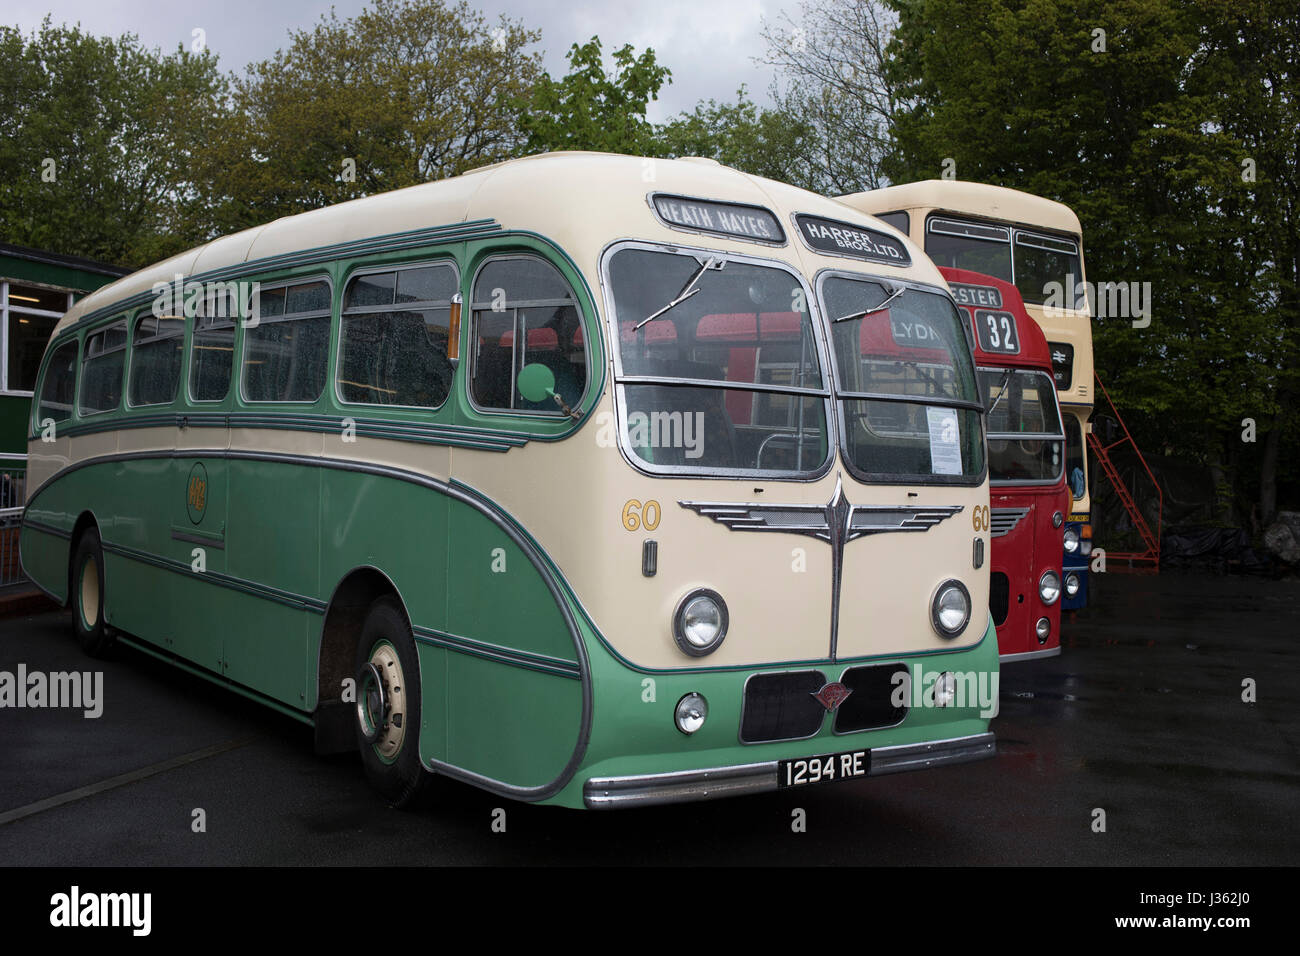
[353,596,437,808]
[70,528,114,657]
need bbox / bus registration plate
[778,749,870,788]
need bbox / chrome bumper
[583,732,996,809]
[1000,646,1062,663]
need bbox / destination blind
[794,214,912,266]
[651,194,785,244]
[949,283,1003,309]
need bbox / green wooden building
[0,244,129,455]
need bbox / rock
[1263,511,1300,564]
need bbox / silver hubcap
[356,643,406,759]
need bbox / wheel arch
[312,565,410,754]
[65,510,101,608]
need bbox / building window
[2,281,74,394]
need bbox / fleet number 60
[622,499,661,531]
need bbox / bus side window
[37,339,80,427]
[469,255,586,414]
[78,321,128,416]
[128,313,184,407]
[190,289,238,403]
[242,278,332,403]
[339,262,457,408]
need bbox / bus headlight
[673,589,729,656]
[1065,572,1081,597]
[1039,570,1061,605]
[930,580,971,638]
[675,693,708,735]
[1080,524,1093,556]
[1035,617,1051,643]
[1063,527,1080,553]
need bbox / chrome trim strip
[999,646,1061,663]
[585,761,778,809]
[583,732,996,808]
[990,506,1030,538]
[867,732,996,776]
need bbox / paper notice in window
[926,407,963,476]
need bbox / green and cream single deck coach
[21,152,998,809]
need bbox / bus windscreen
[978,367,1064,483]
[821,276,984,482]
[607,246,830,474]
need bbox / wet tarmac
[0,569,1296,865]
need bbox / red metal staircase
[1087,373,1162,571]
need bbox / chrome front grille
[990,507,1030,538]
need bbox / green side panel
[222,596,310,707]
[225,459,320,601]
[19,526,68,603]
[442,652,583,788]
[101,456,173,552]
[416,644,449,763]
[221,459,319,706]
[318,468,448,634]
[445,503,576,663]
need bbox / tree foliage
[883,0,1299,523]
[657,87,819,187]
[201,0,541,233]
[0,18,226,268]
[518,37,670,155]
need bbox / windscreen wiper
[834,282,905,323]
[634,257,725,331]
[987,368,1013,418]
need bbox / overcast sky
[8,0,798,121]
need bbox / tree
[657,88,820,188]
[883,0,1298,526]
[201,0,542,233]
[759,0,904,194]
[517,37,670,155]
[0,18,227,268]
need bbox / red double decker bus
[942,268,1068,660]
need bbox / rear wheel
[353,596,437,808]
[71,528,114,657]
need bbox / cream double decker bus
[838,182,1094,609]
[21,152,996,809]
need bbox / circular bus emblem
[186,463,208,525]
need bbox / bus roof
[53,151,944,338]
[939,266,1053,371]
[838,180,1082,237]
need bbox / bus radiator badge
[812,681,852,712]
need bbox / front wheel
[71,529,114,657]
[353,596,438,808]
